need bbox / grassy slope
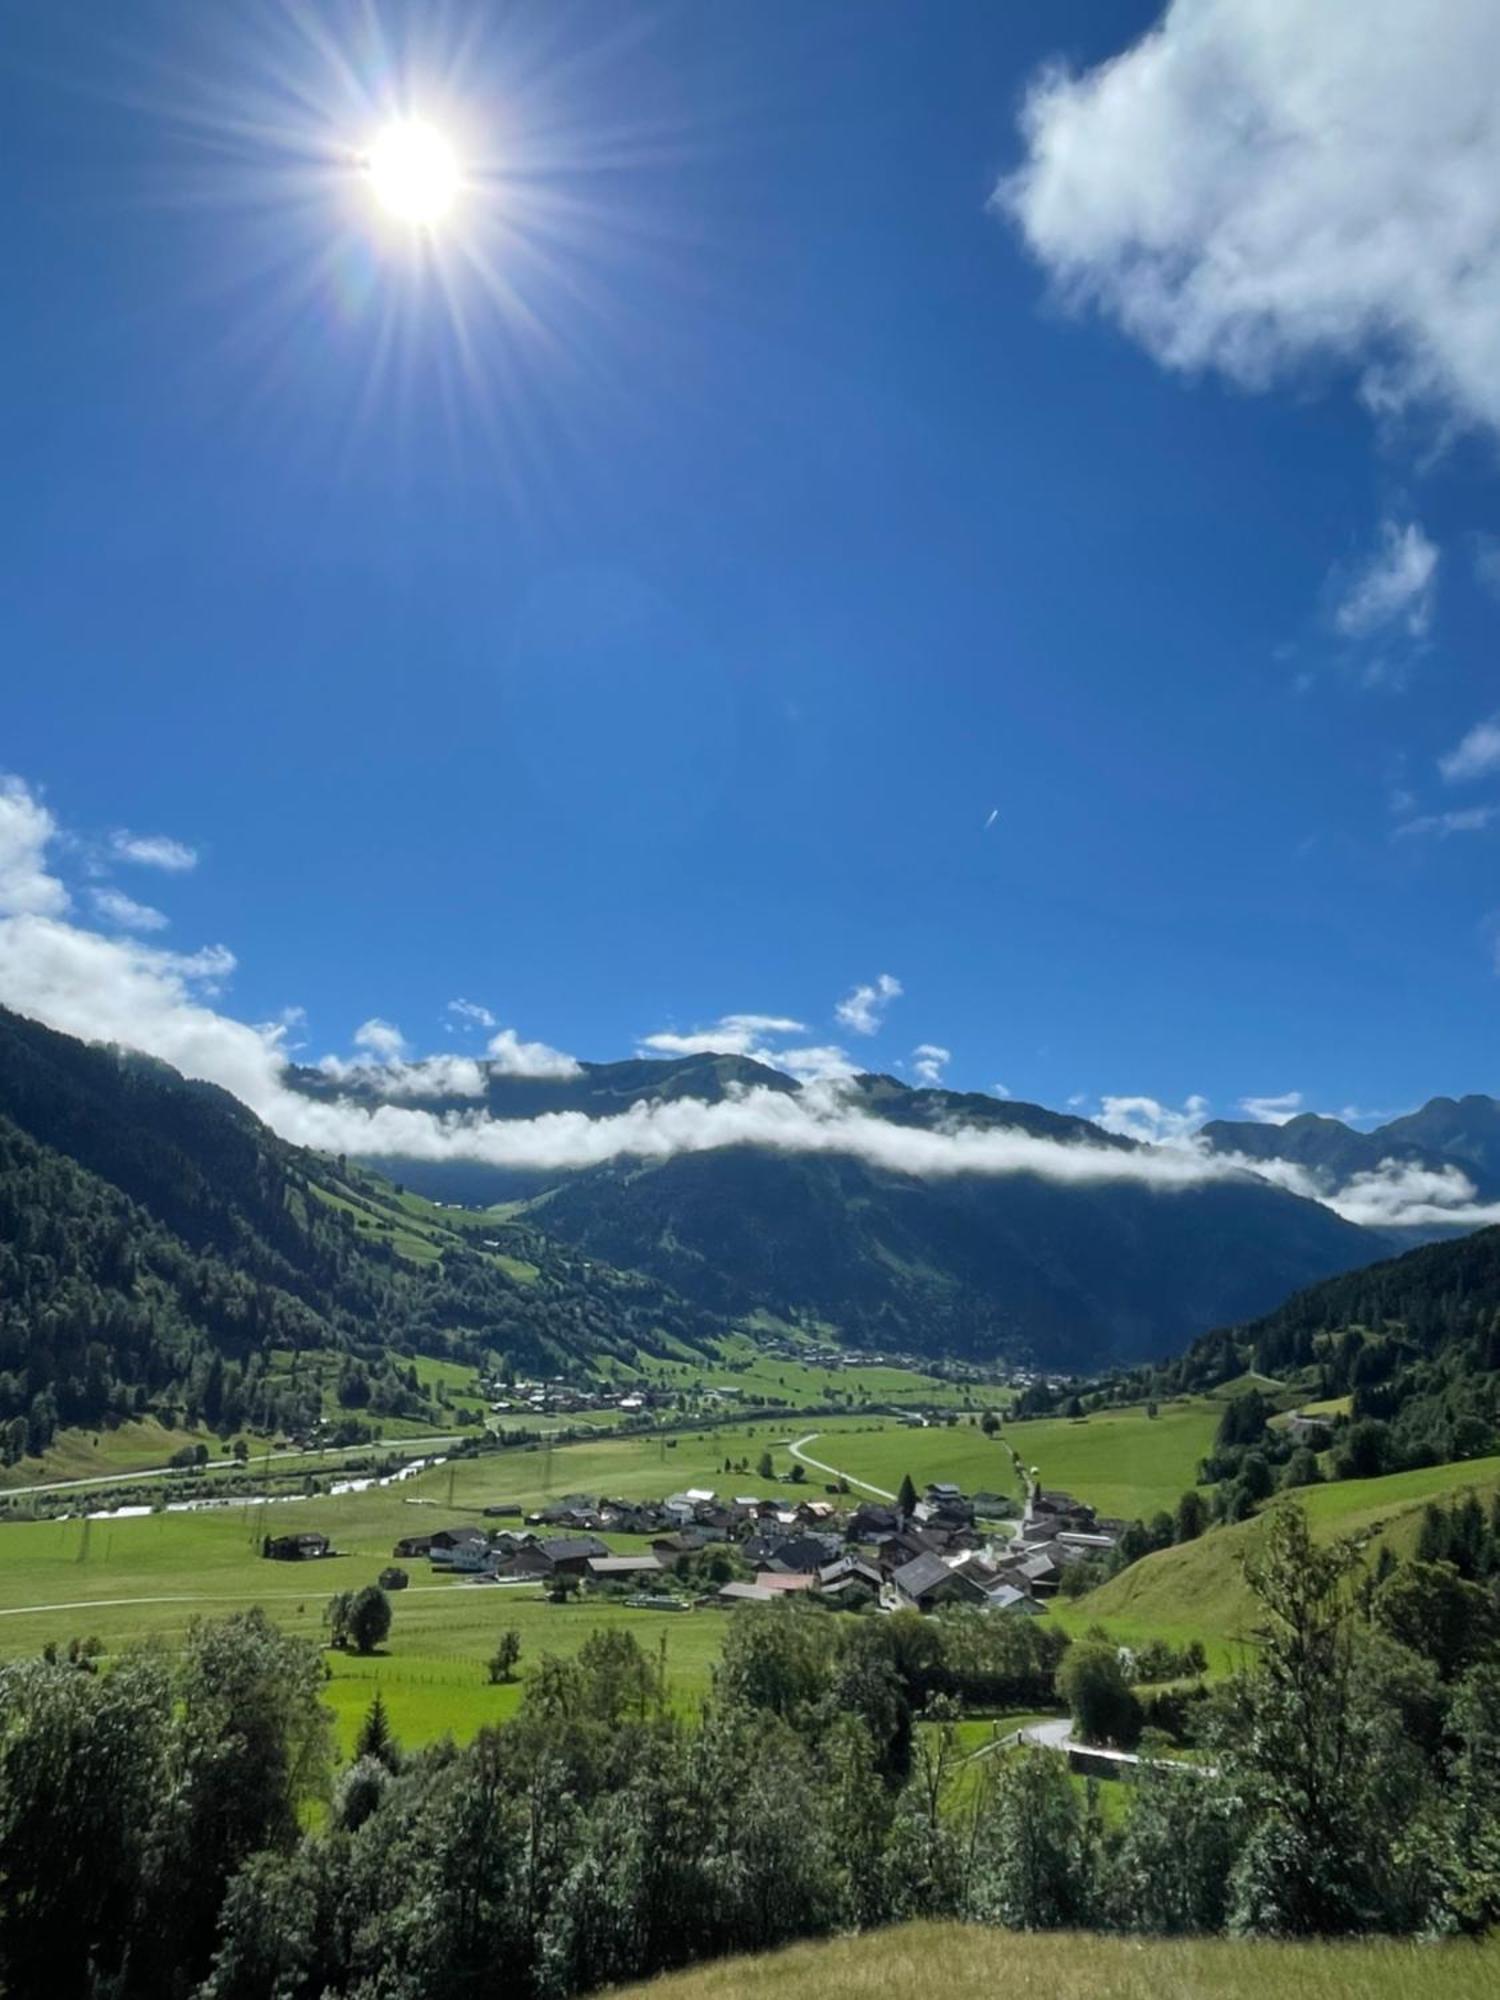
[1079,1453,1500,1656]
[605,1922,1500,2000]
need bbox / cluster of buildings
[375,1478,1123,1615]
[485,1379,656,1418]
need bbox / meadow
[605,1921,1500,2000]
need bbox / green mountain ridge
[297,1051,1376,1367]
[0,1007,720,1457]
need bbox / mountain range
[292,1051,1380,1366]
[1199,1098,1500,1201]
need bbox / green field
[605,1920,1500,2000]
[798,1398,1220,1518]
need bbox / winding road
[786,1434,896,1500]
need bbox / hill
[1145,1224,1500,1471]
[0,1007,719,1458]
[305,1056,1376,1367]
[606,1920,1498,2000]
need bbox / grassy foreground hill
[608,1920,1500,2000]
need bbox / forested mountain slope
[1145,1225,1500,1471]
[318,1057,1376,1367]
[0,1008,717,1456]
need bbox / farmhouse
[891,1552,989,1612]
[262,1531,330,1562]
[586,1554,663,1582]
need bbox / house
[718,1581,780,1605]
[262,1531,330,1562]
[983,1584,1043,1615]
[494,1542,553,1581]
[537,1535,609,1575]
[891,1553,990,1612]
[429,1526,488,1552]
[752,1571,819,1593]
[849,1502,900,1541]
[1017,1549,1063,1595]
[392,1533,434,1559]
[818,1556,883,1594]
[586,1554,663,1581]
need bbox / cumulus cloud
[912,1044,951,1087]
[1094,1093,1210,1145]
[0,778,70,918]
[836,974,902,1037]
[1332,521,1438,642]
[1324,1160,1500,1231]
[1439,716,1500,785]
[110,830,198,872]
[1393,806,1498,840]
[446,997,497,1030]
[639,1013,807,1060]
[1238,1091,1303,1125]
[90,887,169,934]
[1001,0,1500,442]
[485,1027,582,1080]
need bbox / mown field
[606,1920,1500,2000]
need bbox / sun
[365,120,461,227]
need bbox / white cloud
[1001,1,1500,442]
[354,1018,407,1062]
[1439,716,1500,784]
[639,1012,807,1060]
[1094,1093,1210,1145]
[912,1044,951,1087]
[485,1027,582,1080]
[110,830,198,872]
[446,997,497,1030]
[1238,1091,1302,1125]
[1393,806,1498,840]
[90,887,169,934]
[1332,521,1438,642]
[835,973,902,1037]
[0,778,69,918]
[1324,1159,1500,1231]
[995,1083,1014,1100]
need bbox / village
[263,1473,1124,1616]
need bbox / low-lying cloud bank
[0,775,1494,1232]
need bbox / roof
[719,1582,779,1604]
[587,1555,662,1576]
[892,1552,960,1600]
[539,1536,609,1561]
[984,1585,1034,1611]
[927,1482,962,1498]
[753,1571,818,1592]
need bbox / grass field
[800,1399,1220,1519]
[605,1921,1500,2000]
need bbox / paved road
[787,1434,896,1500]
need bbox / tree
[546,1571,580,1605]
[489,1630,523,1683]
[345,1584,392,1655]
[1059,1640,1142,1749]
[1373,1560,1500,1681]
[1217,1504,1384,1935]
[1175,1488,1207,1542]
[756,1449,775,1480]
[353,1687,400,1770]
[968,1749,1094,1930]
[980,1409,1000,1436]
[897,1472,918,1517]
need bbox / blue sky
[3,0,1500,1141]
